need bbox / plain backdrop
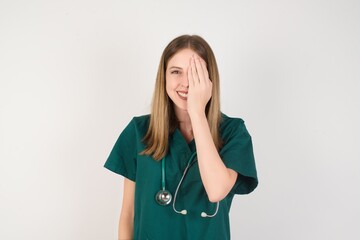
[1,0,359,239]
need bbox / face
[166,48,203,114]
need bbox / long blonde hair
[142,35,222,160]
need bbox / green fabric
[104,113,258,240]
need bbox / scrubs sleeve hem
[220,117,258,195]
[103,160,136,182]
[226,163,258,195]
[103,117,139,182]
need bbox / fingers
[187,55,211,89]
[190,56,199,84]
[191,55,209,83]
[186,55,213,115]
[187,59,194,88]
[194,57,205,82]
[200,59,209,81]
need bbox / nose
[181,74,189,88]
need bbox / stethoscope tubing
[159,152,220,218]
[172,154,196,215]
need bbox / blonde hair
[142,35,222,160]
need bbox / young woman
[104,35,258,240]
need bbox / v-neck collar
[171,128,196,154]
[188,138,196,152]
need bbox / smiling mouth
[177,91,188,99]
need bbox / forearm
[118,178,135,239]
[191,112,237,202]
[118,211,134,240]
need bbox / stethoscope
[155,152,219,218]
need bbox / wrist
[189,110,206,122]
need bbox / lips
[177,91,188,100]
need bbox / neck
[174,108,193,142]
[174,108,191,124]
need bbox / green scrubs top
[104,113,258,240]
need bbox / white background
[1,0,359,239]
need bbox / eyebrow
[168,66,183,70]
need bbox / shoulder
[220,113,246,132]
[132,114,150,127]
[127,114,150,136]
[113,114,150,149]
[220,113,250,140]
[220,113,244,126]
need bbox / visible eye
[171,70,180,74]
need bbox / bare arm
[191,113,238,203]
[187,56,238,203]
[118,178,135,240]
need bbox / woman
[104,35,258,240]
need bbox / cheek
[165,81,170,95]
[166,76,177,89]
[165,77,174,96]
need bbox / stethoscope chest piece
[155,158,172,206]
[155,189,172,205]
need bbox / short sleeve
[220,119,258,194]
[104,119,138,181]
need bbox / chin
[173,103,188,112]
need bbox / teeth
[178,92,188,97]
